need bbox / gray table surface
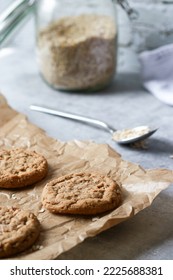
[0,2,173,260]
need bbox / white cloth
[139,44,173,106]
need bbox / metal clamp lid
[117,0,138,20]
[0,0,35,46]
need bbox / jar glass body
[35,0,118,92]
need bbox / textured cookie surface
[0,148,48,188]
[42,172,122,215]
[0,206,40,258]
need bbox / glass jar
[35,0,118,92]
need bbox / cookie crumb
[38,208,45,213]
[92,217,100,222]
[0,192,10,199]
[32,244,44,251]
[11,193,17,200]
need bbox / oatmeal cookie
[0,206,40,258]
[42,172,122,215]
[0,148,48,188]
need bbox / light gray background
[0,0,173,260]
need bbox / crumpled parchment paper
[0,94,173,260]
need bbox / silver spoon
[30,105,158,145]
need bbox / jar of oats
[35,0,118,92]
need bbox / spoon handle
[30,105,115,134]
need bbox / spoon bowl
[112,125,158,144]
[30,105,158,145]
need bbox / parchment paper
[0,93,173,260]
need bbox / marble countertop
[0,2,173,260]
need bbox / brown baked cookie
[42,172,122,215]
[0,206,40,258]
[0,148,48,188]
